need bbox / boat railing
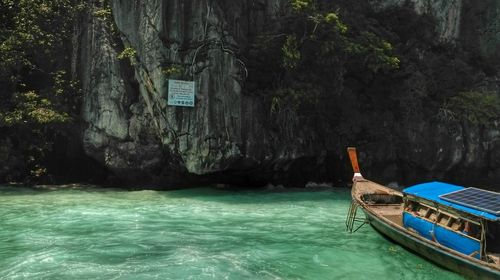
[346,201,368,233]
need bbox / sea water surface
[0,186,462,279]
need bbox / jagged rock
[79,0,500,188]
[371,0,463,41]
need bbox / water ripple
[0,186,463,279]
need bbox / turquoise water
[0,186,462,279]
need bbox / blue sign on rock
[167,79,195,107]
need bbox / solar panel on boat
[439,187,500,215]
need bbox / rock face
[372,0,500,60]
[371,0,463,41]
[81,0,280,187]
[80,0,500,188]
[363,0,500,186]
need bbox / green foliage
[291,0,313,12]
[282,35,301,69]
[52,70,80,99]
[2,91,70,126]
[346,32,400,72]
[0,0,84,182]
[0,0,83,112]
[0,0,83,70]
[445,91,500,124]
[162,64,184,78]
[287,1,400,74]
[93,1,117,34]
[325,12,348,34]
[247,0,400,115]
[117,47,137,64]
[94,8,112,21]
[117,47,137,59]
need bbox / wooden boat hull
[346,147,499,278]
[363,208,500,280]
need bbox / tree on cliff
[247,0,400,118]
[0,0,83,182]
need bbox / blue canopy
[403,182,499,221]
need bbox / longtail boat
[345,147,500,279]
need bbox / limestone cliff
[79,0,500,188]
[371,0,463,41]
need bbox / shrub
[444,91,500,124]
